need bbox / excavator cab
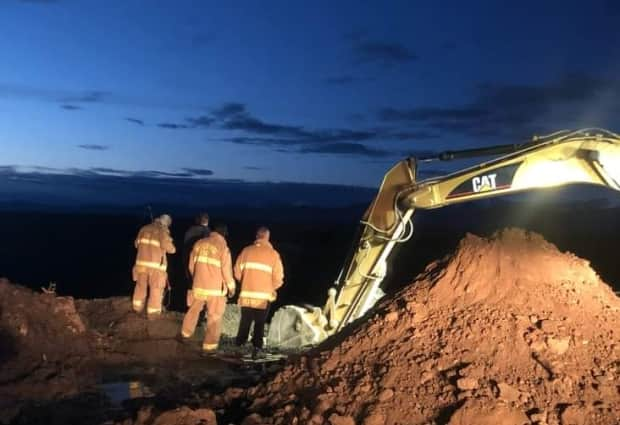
[267,129,620,350]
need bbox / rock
[385,311,399,322]
[497,382,521,403]
[448,400,530,425]
[456,377,479,391]
[242,413,265,425]
[135,405,153,425]
[328,414,355,425]
[378,388,394,401]
[152,407,217,425]
[546,336,570,355]
[362,413,386,425]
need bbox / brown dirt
[228,228,620,425]
[0,279,254,424]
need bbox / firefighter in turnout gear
[234,226,284,358]
[132,214,176,317]
[181,224,235,352]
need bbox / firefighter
[234,226,284,359]
[181,223,235,353]
[132,214,176,317]
[182,212,210,283]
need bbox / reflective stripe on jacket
[133,222,176,277]
[189,232,235,298]
[234,239,284,310]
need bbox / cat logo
[472,173,497,193]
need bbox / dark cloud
[77,144,110,151]
[176,102,438,158]
[0,83,206,111]
[158,123,191,130]
[377,73,620,138]
[185,115,214,127]
[183,168,214,176]
[133,170,194,178]
[62,90,108,103]
[91,167,126,174]
[353,40,417,66]
[299,143,390,157]
[211,102,246,119]
[125,117,145,126]
[60,104,81,110]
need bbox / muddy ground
[0,283,282,425]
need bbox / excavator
[267,128,620,349]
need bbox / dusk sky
[2,0,620,192]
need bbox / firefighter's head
[197,212,209,226]
[156,214,172,228]
[213,223,228,238]
[256,226,270,241]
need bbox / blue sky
[1,0,620,191]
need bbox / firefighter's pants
[133,271,166,315]
[236,305,270,349]
[181,296,226,351]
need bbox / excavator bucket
[266,305,328,350]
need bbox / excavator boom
[267,129,620,349]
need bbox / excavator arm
[267,129,620,349]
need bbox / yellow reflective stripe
[196,256,221,267]
[240,262,273,273]
[239,290,274,301]
[202,343,218,351]
[137,238,161,247]
[181,330,192,338]
[193,287,226,298]
[135,260,166,271]
[147,307,161,314]
[133,300,143,305]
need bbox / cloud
[244,166,263,170]
[183,168,214,176]
[60,104,82,110]
[133,170,194,178]
[0,83,206,111]
[176,102,439,158]
[125,117,144,126]
[377,73,620,138]
[62,90,108,103]
[299,143,390,157]
[185,115,214,127]
[77,144,110,151]
[353,40,417,66]
[158,123,191,130]
[211,102,246,119]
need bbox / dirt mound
[235,229,620,425]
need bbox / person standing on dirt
[132,214,176,318]
[183,213,210,283]
[181,223,235,353]
[234,226,284,359]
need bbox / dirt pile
[232,229,619,425]
[0,279,93,417]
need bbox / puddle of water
[98,381,155,405]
